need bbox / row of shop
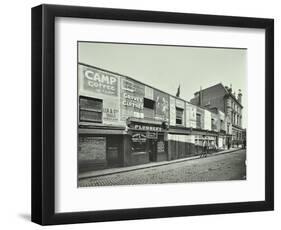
[78,119,232,173]
[77,63,243,173]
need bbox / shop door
[148,140,157,162]
[107,136,122,167]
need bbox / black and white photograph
[29,3,274,226]
[77,42,247,187]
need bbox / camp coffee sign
[81,65,118,96]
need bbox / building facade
[78,63,236,173]
[190,83,244,148]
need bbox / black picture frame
[31,4,274,225]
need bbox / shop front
[78,127,125,173]
[126,120,168,166]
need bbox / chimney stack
[238,89,242,104]
[228,84,232,94]
[199,86,203,106]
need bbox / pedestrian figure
[200,136,208,158]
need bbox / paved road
[79,149,246,187]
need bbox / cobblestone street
[79,149,246,187]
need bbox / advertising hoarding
[81,65,118,96]
[78,64,121,125]
[154,89,169,121]
[120,77,145,120]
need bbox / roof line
[78,62,189,103]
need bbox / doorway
[148,139,157,162]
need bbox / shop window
[144,98,155,119]
[79,96,103,123]
[196,113,201,128]
[131,132,147,152]
[176,107,184,125]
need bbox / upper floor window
[79,96,103,123]
[176,107,184,125]
[211,118,216,130]
[143,98,155,119]
[220,119,224,130]
[196,113,201,129]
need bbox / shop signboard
[120,77,145,120]
[154,89,169,121]
[132,133,147,143]
[132,123,162,132]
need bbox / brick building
[78,63,233,173]
[190,83,244,147]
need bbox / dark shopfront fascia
[126,119,169,166]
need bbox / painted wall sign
[103,107,119,121]
[103,99,119,123]
[154,89,169,121]
[80,65,119,96]
[120,77,145,120]
[79,64,122,125]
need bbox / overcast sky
[78,42,247,127]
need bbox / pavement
[79,147,242,180]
